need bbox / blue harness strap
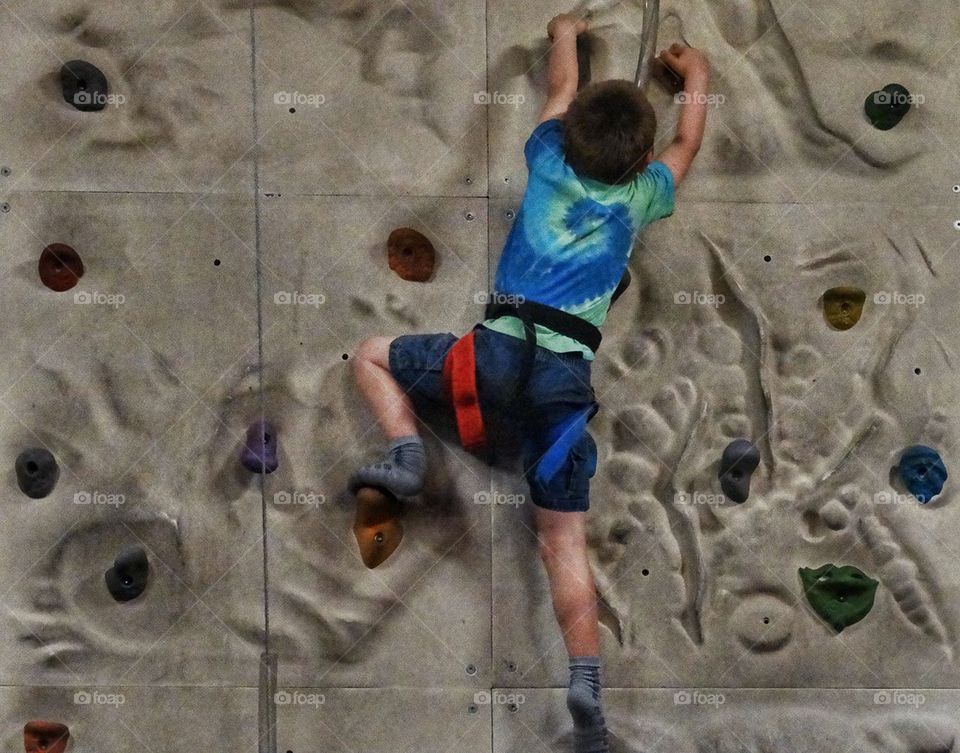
[532,404,597,485]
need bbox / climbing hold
[60,60,109,112]
[240,420,279,474]
[896,445,947,504]
[718,439,760,503]
[38,243,84,292]
[60,60,110,112]
[15,448,60,499]
[104,545,149,602]
[799,563,878,632]
[387,227,436,282]
[864,83,911,130]
[23,721,70,753]
[730,593,795,652]
[822,286,866,331]
[353,486,403,568]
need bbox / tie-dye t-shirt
[482,118,675,360]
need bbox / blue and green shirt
[482,118,676,359]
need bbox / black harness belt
[443,297,602,460]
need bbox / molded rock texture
[1,0,960,751]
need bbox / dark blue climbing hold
[15,448,60,499]
[104,546,149,602]
[241,420,279,474]
[718,439,760,503]
[60,60,109,112]
[864,83,911,130]
[897,445,947,503]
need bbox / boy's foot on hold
[567,657,609,753]
[348,435,426,499]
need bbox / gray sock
[349,435,426,498]
[567,656,609,753]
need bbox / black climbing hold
[104,546,149,602]
[15,448,59,499]
[897,445,947,504]
[60,60,109,112]
[718,439,760,504]
[240,419,279,474]
[799,563,878,632]
[864,83,911,130]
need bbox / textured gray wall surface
[2,0,959,751]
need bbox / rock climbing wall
[2,0,959,751]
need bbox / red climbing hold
[387,227,436,282]
[39,244,84,292]
[23,721,70,753]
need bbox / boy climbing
[349,12,710,753]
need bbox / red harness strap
[442,331,487,454]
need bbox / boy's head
[563,79,657,185]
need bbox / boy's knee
[536,514,587,561]
[354,336,393,368]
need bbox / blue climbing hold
[897,445,947,504]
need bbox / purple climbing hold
[241,420,279,474]
[15,448,60,499]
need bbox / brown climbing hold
[39,244,84,292]
[353,486,403,568]
[24,721,70,753]
[387,227,435,282]
[822,286,866,331]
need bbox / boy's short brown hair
[563,79,657,185]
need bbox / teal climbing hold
[799,564,879,632]
[864,84,912,130]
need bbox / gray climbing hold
[15,448,59,499]
[60,60,109,112]
[864,83,911,130]
[719,439,760,503]
[104,546,149,602]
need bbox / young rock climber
[349,13,710,753]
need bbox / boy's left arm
[538,14,587,123]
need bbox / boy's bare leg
[349,337,425,497]
[352,336,418,439]
[534,507,600,654]
[535,506,608,753]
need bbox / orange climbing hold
[353,486,404,569]
[24,721,70,753]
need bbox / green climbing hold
[864,84,912,130]
[798,564,879,632]
[822,286,866,331]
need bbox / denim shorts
[388,324,598,512]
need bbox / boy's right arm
[654,44,710,186]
